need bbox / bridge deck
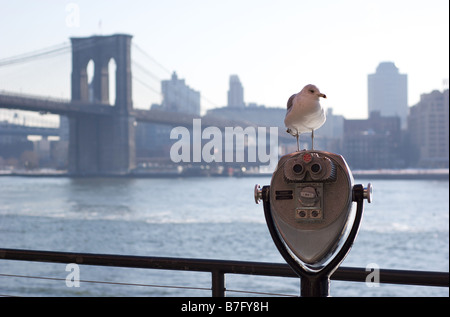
[0,92,113,116]
[0,91,288,139]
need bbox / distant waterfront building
[206,105,285,128]
[368,62,408,129]
[135,122,173,161]
[407,89,449,168]
[0,121,33,160]
[343,111,403,169]
[227,75,245,108]
[139,72,201,162]
[161,72,200,115]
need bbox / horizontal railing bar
[0,248,448,288]
[0,248,296,277]
[331,266,449,287]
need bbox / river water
[0,176,448,297]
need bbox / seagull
[284,84,327,151]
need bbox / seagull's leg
[296,133,299,152]
[311,130,314,150]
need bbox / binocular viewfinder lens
[311,163,321,173]
[293,164,303,174]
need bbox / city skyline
[0,0,448,121]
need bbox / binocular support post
[260,184,367,297]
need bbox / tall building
[161,72,200,115]
[368,62,408,129]
[227,75,245,108]
[407,89,449,168]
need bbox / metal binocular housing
[255,150,372,296]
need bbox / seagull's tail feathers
[286,128,297,136]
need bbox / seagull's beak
[319,93,327,98]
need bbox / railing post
[211,270,225,297]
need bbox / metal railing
[0,248,448,297]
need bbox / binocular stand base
[262,185,366,297]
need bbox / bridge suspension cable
[0,42,71,68]
[132,61,162,84]
[132,75,162,96]
[132,43,172,76]
[131,61,163,97]
[0,38,119,68]
[132,42,221,109]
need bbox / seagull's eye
[309,89,315,94]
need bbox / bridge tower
[69,34,135,174]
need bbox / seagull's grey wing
[286,94,296,110]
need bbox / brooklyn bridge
[0,34,282,175]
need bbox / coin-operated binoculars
[255,150,372,297]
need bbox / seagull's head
[301,84,327,99]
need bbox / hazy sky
[0,0,449,119]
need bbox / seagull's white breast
[284,94,326,135]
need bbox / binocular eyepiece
[283,151,337,183]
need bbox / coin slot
[275,190,293,200]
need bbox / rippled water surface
[0,176,448,297]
